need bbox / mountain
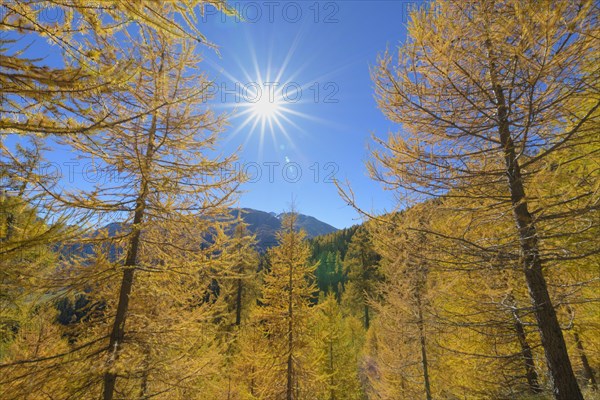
[231,208,338,249]
[68,209,338,254]
[280,212,339,238]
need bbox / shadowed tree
[343,226,381,329]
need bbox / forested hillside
[1,1,598,399]
[309,225,357,297]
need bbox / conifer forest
[1,1,599,399]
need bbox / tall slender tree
[366,1,599,398]
[366,208,439,399]
[249,213,319,399]
[0,138,73,348]
[224,211,260,328]
[313,293,365,400]
[343,226,381,329]
[13,30,240,399]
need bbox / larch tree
[365,199,549,398]
[249,212,319,400]
[1,0,233,137]
[312,293,365,400]
[8,30,240,399]
[0,138,73,352]
[532,136,600,392]
[366,1,599,398]
[421,192,547,397]
[224,210,260,328]
[118,218,231,399]
[0,195,64,357]
[207,212,261,399]
[365,207,440,400]
[0,140,81,399]
[233,318,265,398]
[342,226,381,329]
[431,213,545,397]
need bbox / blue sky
[195,1,420,228]
[5,1,423,229]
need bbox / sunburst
[249,86,282,122]
[208,33,336,158]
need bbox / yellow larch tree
[1,0,233,137]
[365,206,442,400]
[312,292,365,400]
[246,213,319,400]
[1,29,240,399]
[366,1,599,398]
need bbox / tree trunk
[227,375,232,400]
[139,343,150,399]
[103,115,156,400]
[103,237,139,399]
[416,290,432,400]
[512,310,542,393]
[364,304,370,330]
[235,278,243,326]
[286,307,294,400]
[3,211,15,242]
[287,220,295,400]
[103,217,143,400]
[574,331,597,390]
[2,188,24,242]
[250,365,255,397]
[487,48,583,399]
[329,340,335,400]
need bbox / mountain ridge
[81,208,338,252]
[230,208,338,249]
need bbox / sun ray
[215,29,332,157]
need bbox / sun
[212,38,327,155]
[230,79,298,148]
[250,90,281,122]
